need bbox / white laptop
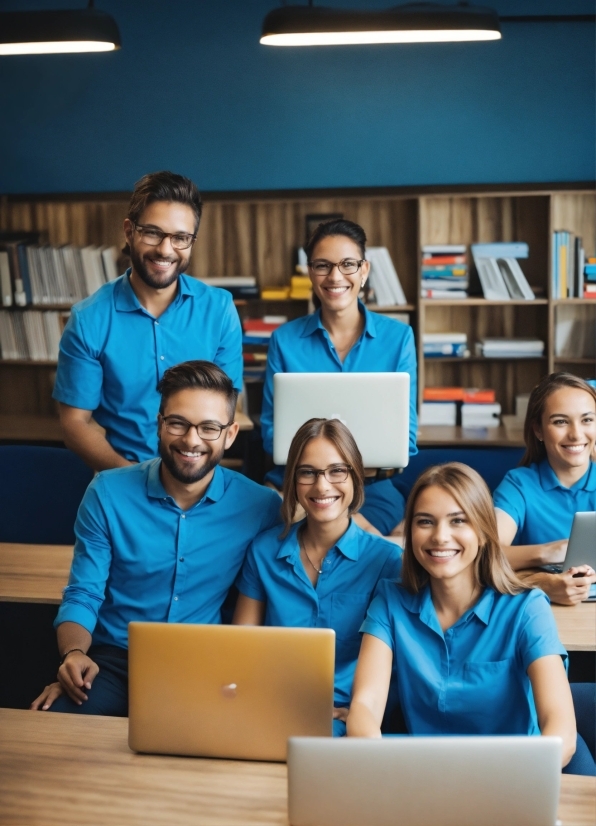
[541,512,596,600]
[288,736,562,826]
[128,623,335,762]
[273,372,410,468]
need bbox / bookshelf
[1,183,594,438]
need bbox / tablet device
[288,736,562,826]
[273,372,410,468]
[128,623,334,762]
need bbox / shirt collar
[276,518,360,561]
[401,584,495,630]
[299,302,376,340]
[146,459,225,506]
[114,269,193,313]
[539,457,596,492]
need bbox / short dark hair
[281,417,365,535]
[521,372,596,466]
[123,171,203,255]
[157,361,238,421]
[304,218,367,261]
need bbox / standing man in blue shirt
[53,171,243,470]
[31,361,281,716]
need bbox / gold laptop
[128,622,335,762]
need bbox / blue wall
[0,0,594,193]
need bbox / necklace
[300,534,326,575]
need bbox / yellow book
[290,276,312,289]
[261,287,290,300]
[559,238,567,298]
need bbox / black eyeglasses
[296,464,352,485]
[134,224,196,250]
[308,259,365,277]
[160,415,234,440]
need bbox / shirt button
[173,596,179,601]
[181,514,186,519]
[179,557,185,562]
[160,355,165,360]
[154,321,159,325]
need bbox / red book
[421,255,467,265]
[243,319,282,333]
[423,387,464,401]
[463,389,496,404]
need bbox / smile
[427,549,459,558]
[309,496,340,505]
[175,449,205,461]
[561,444,587,453]
[150,259,175,269]
[323,286,350,294]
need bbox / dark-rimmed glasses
[308,259,365,277]
[160,415,234,440]
[296,464,352,485]
[134,224,196,250]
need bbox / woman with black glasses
[233,418,402,736]
[259,218,417,536]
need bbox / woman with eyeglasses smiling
[259,218,418,537]
[233,417,402,736]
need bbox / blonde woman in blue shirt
[347,463,585,772]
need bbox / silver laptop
[541,512,596,600]
[273,372,410,468]
[128,623,335,762]
[288,736,562,826]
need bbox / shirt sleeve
[52,309,103,410]
[359,580,395,651]
[236,541,267,602]
[261,329,285,456]
[378,543,403,582]
[397,324,418,457]
[260,490,283,532]
[213,291,243,391]
[493,471,527,535]
[516,590,567,672]
[54,474,112,634]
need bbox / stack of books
[420,387,499,427]
[423,332,468,358]
[471,243,534,301]
[475,338,544,358]
[0,240,118,307]
[585,257,596,298]
[197,277,259,300]
[420,245,468,299]
[242,316,286,346]
[366,247,407,307]
[0,309,68,361]
[551,232,590,298]
[290,276,312,300]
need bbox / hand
[333,706,349,723]
[546,566,596,605]
[57,651,99,704]
[30,681,63,711]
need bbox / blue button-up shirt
[260,303,418,457]
[237,519,402,706]
[53,271,243,462]
[55,460,282,649]
[493,459,596,545]
[361,580,566,736]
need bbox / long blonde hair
[401,462,527,596]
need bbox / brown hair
[521,372,596,466]
[157,360,238,420]
[401,462,526,595]
[123,171,203,255]
[281,418,365,535]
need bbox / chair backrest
[0,446,93,544]
[394,447,525,501]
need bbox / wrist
[59,648,87,666]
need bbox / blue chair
[393,447,525,501]
[0,445,93,544]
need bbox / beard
[159,438,225,485]
[129,242,189,290]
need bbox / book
[471,242,529,259]
[0,251,11,307]
[421,255,466,266]
[421,289,468,299]
[476,338,544,358]
[423,333,468,358]
[422,245,466,254]
[367,247,407,307]
[420,402,457,426]
[422,387,497,404]
[261,287,290,300]
[461,402,501,428]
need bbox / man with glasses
[53,171,242,471]
[31,361,281,716]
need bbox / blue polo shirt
[236,519,402,707]
[260,303,418,458]
[55,460,282,649]
[493,459,596,545]
[361,580,566,736]
[53,271,243,462]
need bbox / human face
[295,437,354,527]
[124,201,197,290]
[308,235,369,313]
[411,486,480,587]
[535,388,596,475]
[158,388,238,485]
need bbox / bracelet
[59,648,87,666]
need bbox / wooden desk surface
[0,709,594,826]
[0,542,73,604]
[552,602,596,652]
[417,425,525,447]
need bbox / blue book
[471,242,529,259]
[584,264,596,275]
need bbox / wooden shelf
[421,298,549,307]
[554,357,596,364]
[366,303,415,313]
[0,360,57,367]
[417,425,525,447]
[553,298,596,305]
[5,304,73,311]
[424,356,547,363]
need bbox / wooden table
[0,709,594,826]
[552,603,596,652]
[417,425,524,447]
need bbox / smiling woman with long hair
[346,463,587,772]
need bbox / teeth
[562,445,586,452]
[179,451,201,457]
[326,287,348,293]
[429,549,458,558]
[312,497,338,504]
